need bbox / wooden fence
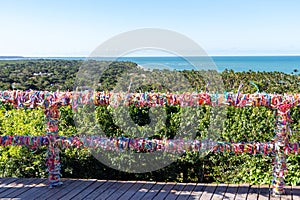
[0,90,299,196]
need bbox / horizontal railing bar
[0,135,299,155]
[0,90,299,108]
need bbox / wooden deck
[0,178,299,200]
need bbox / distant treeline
[0,59,299,93]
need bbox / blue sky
[1,0,300,56]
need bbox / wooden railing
[0,90,299,196]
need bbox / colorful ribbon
[44,93,62,188]
[1,135,299,155]
[1,90,300,109]
[0,90,298,194]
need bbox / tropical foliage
[0,60,299,185]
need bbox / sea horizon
[3,54,300,58]
[1,55,300,74]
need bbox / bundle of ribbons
[271,102,292,195]
[0,90,300,108]
[44,99,62,188]
[1,135,299,156]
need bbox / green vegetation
[0,59,300,94]
[0,60,81,91]
[0,60,300,185]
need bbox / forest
[0,59,299,94]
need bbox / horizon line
[2,54,300,58]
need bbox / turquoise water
[214,56,300,73]
[1,56,300,73]
[116,56,300,73]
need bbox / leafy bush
[0,102,299,185]
[0,60,299,185]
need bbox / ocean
[116,56,300,73]
[1,56,300,74]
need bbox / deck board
[279,185,292,200]
[187,183,206,200]
[0,178,18,187]
[211,183,228,200]
[130,181,155,199]
[199,183,217,200]
[34,179,78,200]
[223,184,239,200]
[293,185,300,200]
[53,179,89,200]
[0,178,297,200]
[165,182,187,200]
[117,181,146,200]
[7,178,45,198]
[72,180,106,200]
[258,185,270,200]
[247,185,259,200]
[141,182,165,200]
[82,180,117,200]
[235,184,250,200]
[58,179,97,200]
[106,181,136,200]
[0,178,36,198]
[0,178,21,195]
[152,182,176,200]
[15,178,48,199]
[94,181,124,200]
[176,183,197,200]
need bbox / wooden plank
[5,178,45,198]
[247,185,259,200]
[235,183,250,200]
[107,181,136,200]
[187,183,206,200]
[210,183,228,200]
[83,180,117,200]
[34,179,76,200]
[0,178,24,196]
[0,178,36,198]
[258,185,270,200]
[15,178,48,199]
[165,183,187,200]
[292,185,300,200]
[276,185,292,200]
[130,181,156,199]
[57,179,97,200]
[176,183,197,200]
[94,181,124,200]
[117,181,146,200]
[2,178,286,200]
[141,182,166,200]
[0,178,18,187]
[23,179,74,200]
[0,179,20,197]
[223,184,239,200]
[199,183,217,200]
[42,179,85,200]
[71,180,106,200]
[150,182,175,200]
[0,178,19,195]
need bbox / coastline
[1,56,300,74]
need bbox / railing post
[272,102,291,196]
[44,94,62,188]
